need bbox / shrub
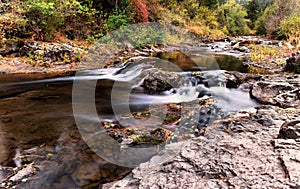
[131,0,149,22]
[254,9,268,35]
[23,0,97,41]
[105,8,132,31]
[0,13,28,42]
[24,0,62,40]
[280,14,300,47]
[148,0,223,39]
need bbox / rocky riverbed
[0,36,299,188]
[106,105,300,189]
[105,74,300,189]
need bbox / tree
[245,0,274,29]
[245,0,261,29]
[263,0,300,35]
[217,1,249,35]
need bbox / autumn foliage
[131,0,149,22]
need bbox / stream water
[0,53,259,188]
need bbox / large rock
[0,40,24,56]
[142,68,183,94]
[19,41,84,64]
[250,75,300,108]
[284,52,300,73]
[107,106,300,189]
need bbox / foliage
[217,2,250,36]
[280,14,300,47]
[105,8,132,31]
[198,0,219,9]
[149,0,224,39]
[23,0,97,41]
[255,0,300,36]
[0,13,28,44]
[254,7,269,35]
[131,0,149,22]
[98,23,194,49]
[245,0,262,29]
[249,45,277,62]
[102,0,150,32]
[0,1,29,43]
[2,0,295,44]
[249,44,290,66]
[24,0,62,40]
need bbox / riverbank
[0,36,298,75]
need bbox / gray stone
[108,106,300,189]
[250,75,300,108]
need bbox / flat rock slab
[107,106,300,189]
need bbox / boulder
[250,75,300,108]
[284,52,300,73]
[0,40,24,56]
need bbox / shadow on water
[214,54,249,73]
[156,51,249,73]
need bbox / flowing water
[0,52,259,188]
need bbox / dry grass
[249,43,295,66]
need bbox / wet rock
[142,68,183,94]
[0,167,14,183]
[108,106,300,189]
[0,83,131,188]
[230,37,262,47]
[227,71,262,82]
[0,164,38,188]
[8,165,34,182]
[224,71,261,88]
[238,83,251,92]
[284,52,300,73]
[251,81,293,104]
